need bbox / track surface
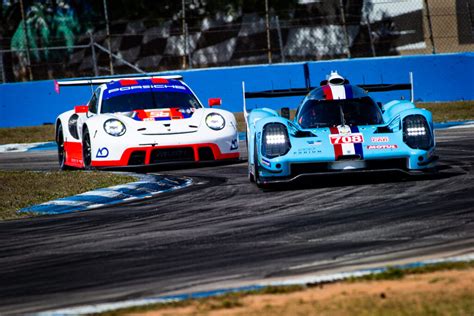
[0,128,473,314]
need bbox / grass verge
[0,125,55,145]
[94,261,474,316]
[0,171,136,221]
[0,102,472,144]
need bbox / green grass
[0,125,55,145]
[0,171,136,220]
[347,260,474,282]
[0,102,472,144]
[417,101,474,123]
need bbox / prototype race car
[55,75,239,169]
[245,71,437,187]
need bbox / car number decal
[329,126,364,160]
[329,133,364,144]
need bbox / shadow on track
[260,166,465,192]
[101,159,244,174]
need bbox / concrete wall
[0,53,472,128]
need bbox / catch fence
[0,0,472,83]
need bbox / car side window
[88,93,98,114]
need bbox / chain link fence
[0,0,473,83]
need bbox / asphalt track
[0,127,473,315]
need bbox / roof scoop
[319,71,349,86]
[327,71,346,85]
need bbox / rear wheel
[82,127,92,169]
[56,124,72,170]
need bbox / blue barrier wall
[0,53,472,128]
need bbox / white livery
[55,76,240,169]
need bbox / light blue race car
[244,71,438,187]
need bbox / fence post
[424,0,436,54]
[182,0,187,69]
[89,32,99,77]
[186,23,192,69]
[103,0,114,74]
[467,1,474,39]
[339,0,351,58]
[265,0,272,64]
[276,16,285,63]
[365,13,376,57]
[19,0,33,80]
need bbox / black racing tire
[253,136,264,188]
[82,127,93,170]
[56,124,72,170]
[247,133,255,182]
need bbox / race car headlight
[104,119,126,137]
[262,123,291,158]
[403,115,432,150]
[206,113,225,130]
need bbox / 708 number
[329,134,364,144]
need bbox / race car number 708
[329,133,364,145]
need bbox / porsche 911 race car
[244,71,437,187]
[55,75,239,169]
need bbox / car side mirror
[208,98,222,107]
[281,107,290,119]
[75,105,88,113]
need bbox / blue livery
[245,72,438,187]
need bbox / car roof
[307,84,368,101]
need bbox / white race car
[55,75,240,169]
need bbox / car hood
[112,108,207,135]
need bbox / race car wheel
[56,124,72,170]
[246,133,255,182]
[253,136,264,188]
[82,127,92,169]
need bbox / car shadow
[262,165,464,192]
[103,158,244,173]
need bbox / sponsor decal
[307,140,322,146]
[371,136,390,143]
[329,133,364,145]
[133,108,193,121]
[230,139,239,150]
[96,147,109,158]
[295,148,321,155]
[261,158,271,167]
[366,144,398,150]
[108,84,186,94]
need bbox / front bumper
[91,142,239,167]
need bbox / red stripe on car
[329,127,343,160]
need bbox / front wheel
[82,127,93,170]
[253,136,265,188]
[57,124,72,170]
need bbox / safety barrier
[0,53,472,128]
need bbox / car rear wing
[54,75,183,93]
[243,72,414,102]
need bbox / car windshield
[101,91,201,114]
[297,96,383,128]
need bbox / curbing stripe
[35,253,474,316]
[18,174,193,215]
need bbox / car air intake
[198,147,214,161]
[262,123,291,158]
[128,151,146,165]
[403,115,433,150]
[150,148,195,163]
